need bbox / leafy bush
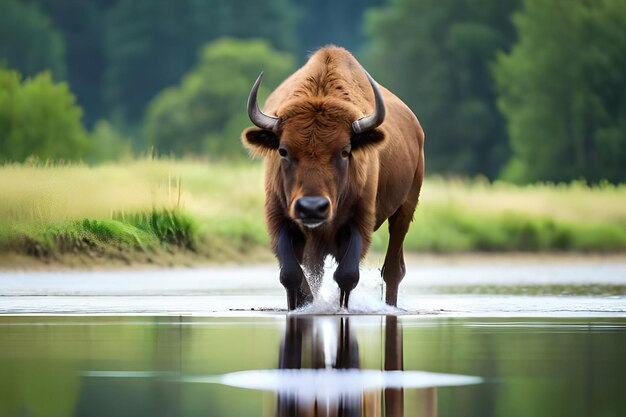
[87,120,133,162]
[0,67,89,161]
[145,38,294,158]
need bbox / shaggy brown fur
[243,46,425,307]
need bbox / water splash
[296,260,400,315]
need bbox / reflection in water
[277,316,364,416]
[384,316,405,417]
[75,316,480,417]
[275,316,433,417]
[3,316,624,416]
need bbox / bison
[242,46,424,310]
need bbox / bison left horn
[352,70,386,134]
[247,72,280,132]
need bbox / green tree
[103,0,196,127]
[0,67,89,162]
[33,0,118,128]
[494,0,626,183]
[192,0,298,53]
[363,0,520,178]
[295,0,384,59]
[145,39,294,157]
[0,0,66,80]
[104,0,298,128]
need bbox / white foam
[295,261,400,315]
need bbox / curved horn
[352,71,386,133]
[247,72,279,131]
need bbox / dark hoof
[334,269,358,311]
[339,289,351,310]
[286,288,297,311]
[385,290,398,307]
[286,287,314,311]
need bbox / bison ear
[351,128,385,151]
[242,127,279,157]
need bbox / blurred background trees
[0,0,66,80]
[0,67,88,161]
[363,0,520,178]
[102,0,297,129]
[297,0,384,57]
[145,39,294,157]
[493,0,626,184]
[0,0,624,183]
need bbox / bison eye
[278,147,288,158]
[341,149,350,159]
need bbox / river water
[1,260,625,416]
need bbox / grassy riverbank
[1,159,625,267]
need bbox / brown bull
[242,46,424,310]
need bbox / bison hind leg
[382,210,411,306]
[382,195,421,306]
[383,161,423,306]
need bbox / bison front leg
[276,224,313,311]
[333,226,362,309]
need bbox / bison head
[242,72,386,228]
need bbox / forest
[1,0,624,183]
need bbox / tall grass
[376,177,626,252]
[0,159,207,259]
[1,159,625,264]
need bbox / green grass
[113,209,197,249]
[0,158,265,262]
[1,159,625,265]
[396,178,626,252]
[3,209,196,261]
[379,204,626,253]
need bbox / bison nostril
[295,196,330,221]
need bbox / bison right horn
[352,70,386,133]
[247,72,280,132]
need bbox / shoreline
[2,249,625,272]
